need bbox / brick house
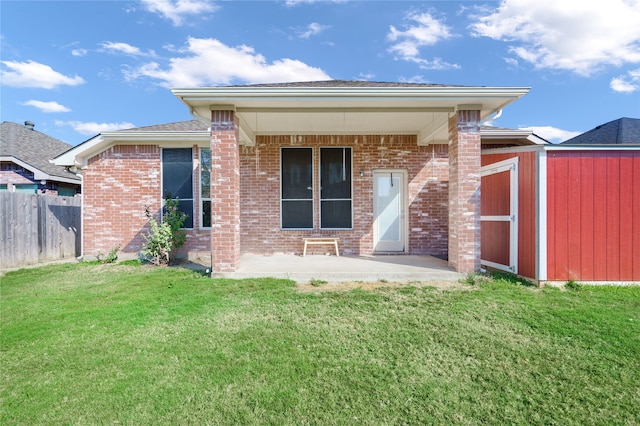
[1,121,81,196]
[54,81,532,273]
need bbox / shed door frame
[481,157,519,273]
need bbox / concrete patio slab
[210,254,463,283]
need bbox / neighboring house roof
[561,117,640,145]
[0,121,81,183]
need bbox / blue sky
[1,0,639,145]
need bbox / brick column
[210,109,240,272]
[448,109,481,273]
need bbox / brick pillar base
[210,110,240,272]
[448,109,481,273]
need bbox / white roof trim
[482,144,640,155]
[480,128,549,145]
[1,155,80,184]
[172,86,531,99]
[53,131,211,168]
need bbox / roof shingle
[561,117,640,145]
[0,121,81,181]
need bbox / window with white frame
[200,148,211,228]
[280,147,352,230]
[162,148,193,229]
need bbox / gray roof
[0,121,81,181]
[226,79,466,88]
[124,120,210,132]
[561,117,640,145]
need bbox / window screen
[320,147,352,229]
[281,148,313,229]
[162,148,193,228]
[200,148,211,228]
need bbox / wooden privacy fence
[0,192,81,270]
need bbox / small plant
[141,197,187,266]
[565,280,581,291]
[310,278,327,287]
[97,245,120,264]
[461,272,490,286]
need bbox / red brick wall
[239,135,449,256]
[210,110,241,272]
[83,144,210,259]
[448,111,482,273]
[83,145,160,256]
[82,136,451,261]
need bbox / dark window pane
[321,148,351,199]
[282,200,313,229]
[162,148,193,229]
[321,200,352,229]
[202,200,211,228]
[162,148,193,200]
[282,148,312,200]
[200,148,211,199]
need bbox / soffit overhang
[172,86,530,146]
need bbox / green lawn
[1,263,639,425]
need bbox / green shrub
[141,197,187,266]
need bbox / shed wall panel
[547,151,640,281]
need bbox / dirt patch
[296,280,472,293]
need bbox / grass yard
[1,263,639,425]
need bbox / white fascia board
[1,156,80,184]
[479,129,549,145]
[52,134,105,167]
[100,130,210,141]
[171,87,530,116]
[53,131,211,168]
[543,144,640,151]
[481,146,545,155]
[172,86,530,99]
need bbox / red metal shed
[481,145,640,284]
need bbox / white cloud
[101,41,153,57]
[71,49,88,57]
[0,60,85,89]
[357,72,375,81]
[125,37,330,87]
[387,11,459,70]
[295,22,330,39]
[399,75,431,84]
[23,100,71,113]
[520,125,582,144]
[285,0,346,6]
[141,0,218,26]
[610,68,640,93]
[470,0,640,76]
[55,120,135,136]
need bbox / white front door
[373,170,406,252]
